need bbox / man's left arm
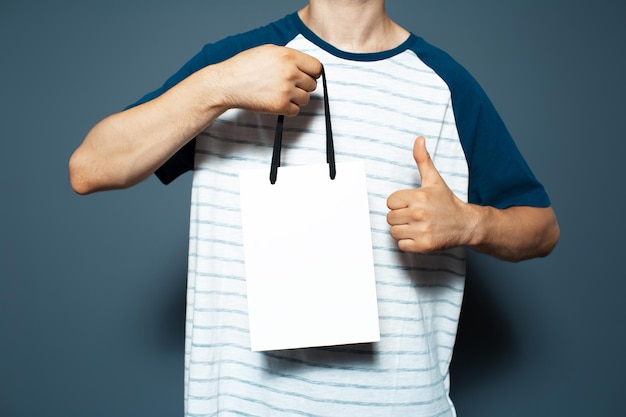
[387,136,560,262]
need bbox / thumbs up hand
[386,136,477,253]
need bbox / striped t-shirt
[132,12,550,417]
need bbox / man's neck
[298,0,409,53]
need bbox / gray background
[1,0,625,416]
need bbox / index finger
[294,50,323,78]
[387,190,411,210]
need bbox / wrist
[194,63,234,113]
[463,203,491,250]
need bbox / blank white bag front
[239,160,379,351]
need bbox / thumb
[413,136,443,186]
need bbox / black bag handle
[269,65,336,184]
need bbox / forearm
[69,66,228,194]
[70,45,322,195]
[466,205,560,262]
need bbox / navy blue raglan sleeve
[412,38,551,209]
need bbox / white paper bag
[239,160,380,351]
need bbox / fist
[219,45,323,116]
[386,137,473,253]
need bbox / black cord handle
[270,65,336,184]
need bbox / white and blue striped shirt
[131,12,549,417]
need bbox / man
[70,1,559,416]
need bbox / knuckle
[285,105,300,117]
[398,240,416,253]
[409,207,425,222]
[389,225,401,239]
[299,93,311,106]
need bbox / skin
[298,1,409,52]
[69,45,322,193]
[69,0,559,261]
[387,137,559,262]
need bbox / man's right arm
[69,45,322,194]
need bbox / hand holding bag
[239,66,380,351]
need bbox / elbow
[68,151,94,195]
[69,116,141,194]
[539,216,561,258]
[68,148,143,194]
[68,149,116,195]
[517,209,561,262]
[497,207,561,263]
